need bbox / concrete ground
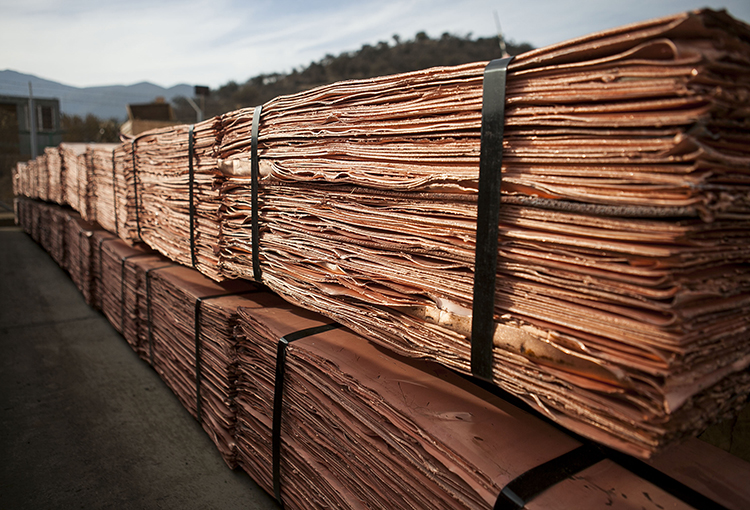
[0,225,279,510]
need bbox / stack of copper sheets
[11,162,28,200]
[90,230,117,310]
[63,212,97,297]
[112,142,138,242]
[13,195,26,230]
[60,143,89,213]
[45,203,66,269]
[78,150,96,222]
[23,199,44,247]
[44,146,63,205]
[234,299,750,509]
[88,143,120,233]
[218,9,750,457]
[20,195,41,241]
[10,197,750,508]
[34,153,50,203]
[11,8,750,459]
[18,158,39,201]
[99,238,154,334]
[146,266,255,463]
[125,119,223,279]
[120,253,174,360]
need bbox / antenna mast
[493,10,510,58]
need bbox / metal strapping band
[111,149,119,236]
[470,56,514,381]
[251,104,263,282]
[145,264,178,367]
[272,322,342,504]
[494,444,604,510]
[193,289,261,421]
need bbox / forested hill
[174,32,533,120]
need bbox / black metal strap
[605,449,730,510]
[77,156,82,214]
[272,322,342,504]
[494,443,604,510]
[145,264,178,367]
[470,56,514,381]
[188,124,197,268]
[251,104,263,282]
[119,253,150,333]
[459,368,730,510]
[193,290,262,421]
[131,140,142,241]
[111,149,119,236]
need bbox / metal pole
[185,96,203,123]
[28,81,37,158]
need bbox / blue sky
[1,0,749,89]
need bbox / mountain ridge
[0,70,192,121]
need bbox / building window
[37,105,54,132]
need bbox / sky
[1,0,749,90]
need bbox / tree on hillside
[61,114,120,143]
[172,31,533,120]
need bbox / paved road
[0,226,279,510]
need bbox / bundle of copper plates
[33,152,50,203]
[12,197,750,509]
[88,144,121,233]
[63,212,96,298]
[218,9,750,457]
[123,118,223,279]
[90,230,117,310]
[15,194,39,241]
[112,142,139,242]
[99,239,153,334]
[233,297,750,509]
[44,146,63,205]
[11,161,28,200]
[45,203,67,269]
[59,143,89,214]
[120,254,174,360]
[145,266,255,464]
[12,8,750,459]
[15,158,39,201]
